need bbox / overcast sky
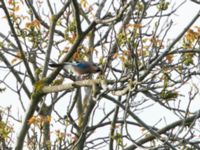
[0,0,200,149]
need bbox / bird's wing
[75,62,90,68]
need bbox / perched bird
[49,61,101,76]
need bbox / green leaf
[112,132,123,146]
[157,0,169,11]
[0,87,6,93]
[182,53,194,66]
[160,90,178,100]
[117,32,126,46]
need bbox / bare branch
[140,10,200,81]
[71,0,82,35]
[125,110,200,150]
[42,0,71,77]
[1,0,35,84]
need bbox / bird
[49,61,101,76]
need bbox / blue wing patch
[76,62,89,68]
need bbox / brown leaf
[166,54,173,63]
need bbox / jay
[49,61,101,76]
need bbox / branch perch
[42,79,102,94]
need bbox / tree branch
[125,110,200,150]
[42,0,71,77]
[15,93,43,150]
[0,52,31,98]
[71,0,82,35]
[2,0,35,84]
[42,79,102,94]
[103,94,177,150]
[94,2,130,24]
[24,0,65,37]
[191,0,200,4]
[140,10,200,81]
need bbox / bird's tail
[49,62,72,68]
[49,63,64,67]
